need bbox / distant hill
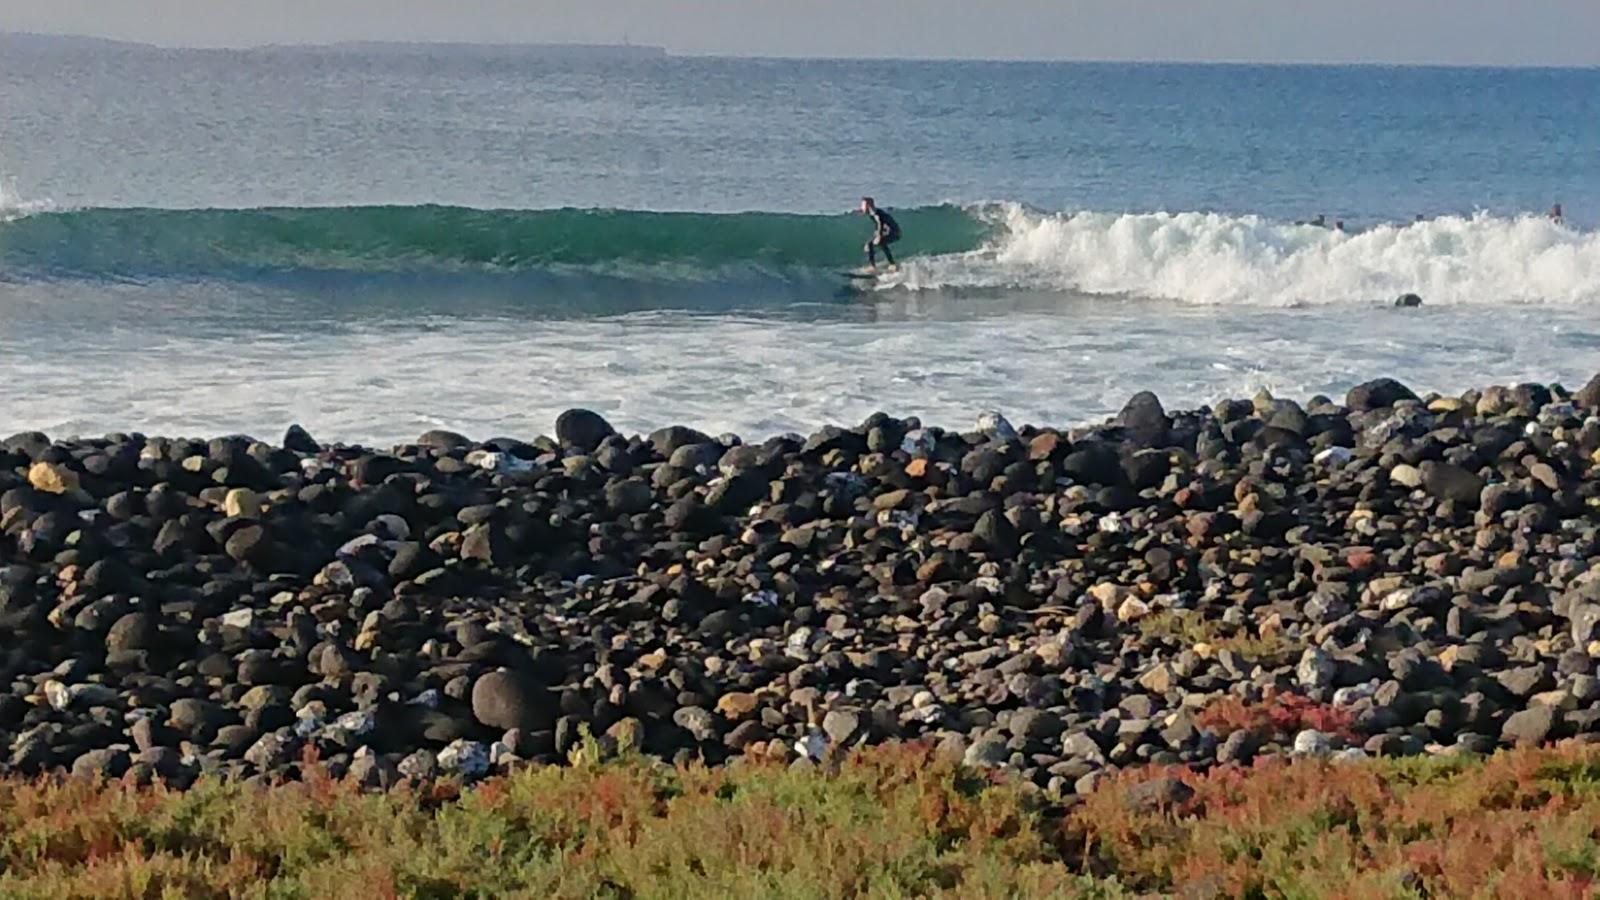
[0,31,155,51]
[0,31,667,59]
[327,41,668,60]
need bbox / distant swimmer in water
[860,197,901,272]
[1549,203,1564,223]
[1334,220,1346,233]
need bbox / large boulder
[105,612,159,653]
[649,426,713,458]
[1116,391,1171,446]
[282,424,319,453]
[1576,373,1600,410]
[1345,378,1418,412]
[555,409,616,453]
[416,430,472,450]
[471,670,554,732]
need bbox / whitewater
[3,41,1599,441]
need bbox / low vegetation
[1194,688,1362,744]
[2,740,1600,898]
[1136,608,1295,664]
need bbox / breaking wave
[1,200,1595,306]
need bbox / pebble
[1,384,1597,794]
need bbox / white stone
[437,739,490,778]
[976,410,1018,443]
[1390,464,1424,489]
[1314,446,1354,466]
[223,488,262,518]
[221,608,255,629]
[1293,729,1332,757]
[794,731,828,762]
[900,429,936,457]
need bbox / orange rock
[1233,479,1255,504]
[27,462,78,495]
[715,692,760,719]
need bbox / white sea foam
[0,175,52,221]
[5,285,1596,445]
[896,205,1600,307]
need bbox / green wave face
[0,205,990,278]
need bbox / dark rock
[1006,708,1063,743]
[1061,444,1123,486]
[1422,462,1484,507]
[649,426,713,458]
[1123,450,1170,491]
[105,612,159,653]
[283,424,319,453]
[664,498,719,535]
[555,409,616,453]
[169,699,228,741]
[1346,378,1418,412]
[224,525,278,569]
[460,525,510,567]
[1576,373,1600,410]
[1501,706,1559,747]
[673,707,719,742]
[973,509,1019,557]
[417,430,471,450]
[471,670,554,733]
[1216,730,1258,765]
[1123,776,1195,813]
[71,747,132,780]
[1116,391,1172,446]
[605,479,654,515]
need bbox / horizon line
[4,29,1598,70]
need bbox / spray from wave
[0,199,1595,306]
[900,204,1600,306]
[0,174,53,222]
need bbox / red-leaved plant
[1195,688,1360,743]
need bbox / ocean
[2,36,1598,442]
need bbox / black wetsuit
[866,207,901,266]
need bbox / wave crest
[0,204,987,278]
[894,204,1600,306]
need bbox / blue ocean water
[1,36,1597,440]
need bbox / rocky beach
[7,376,1600,797]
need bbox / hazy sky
[6,0,1600,65]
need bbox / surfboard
[839,266,902,282]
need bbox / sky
[4,0,1600,66]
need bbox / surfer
[1549,203,1564,223]
[860,197,901,272]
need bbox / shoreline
[5,375,1600,794]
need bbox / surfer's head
[860,197,875,214]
